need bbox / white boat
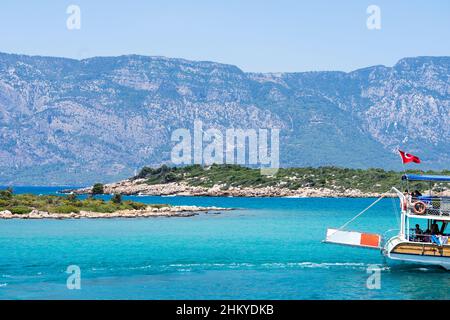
[324,174,450,270]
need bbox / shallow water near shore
[0,187,448,299]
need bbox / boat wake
[90,261,388,273]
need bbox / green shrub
[66,194,77,202]
[134,166,155,179]
[111,194,122,204]
[73,201,83,207]
[162,172,179,183]
[93,204,117,213]
[9,206,31,214]
[126,201,146,210]
[0,190,12,200]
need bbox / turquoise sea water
[0,187,449,300]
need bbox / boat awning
[402,174,450,182]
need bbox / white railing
[408,228,450,244]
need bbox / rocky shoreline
[64,179,397,198]
[0,205,232,220]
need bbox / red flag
[398,150,421,164]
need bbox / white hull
[386,253,450,270]
[383,235,450,270]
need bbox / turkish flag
[398,150,421,164]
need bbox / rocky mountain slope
[0,53,448,185]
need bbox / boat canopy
[402,174,450,182]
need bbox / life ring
[412,201,426,215]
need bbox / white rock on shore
[0,210,13,219]
[0,206,232,220]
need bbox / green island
[133,164,450,194]
[0,188,158,215]
[0,186,230,219]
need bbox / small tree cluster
[92,183,104,195]
[111,194,122,204]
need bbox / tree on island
[66,193,77,202]
[92,183,104,196]
[111,193,122,204]
[0,188,13,200]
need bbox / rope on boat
[390,195,401,227]
[337,189,394,231]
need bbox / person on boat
[422,227,432,242]
[431,222,440,235]
[414,224,424,242]
[412,190,422,199]
[404,189,412,207]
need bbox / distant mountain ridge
[0,52,448,185]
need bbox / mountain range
[0,52,448,185]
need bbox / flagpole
[399,149,422,194]
[398,149,409,193]
[402,162,409,193]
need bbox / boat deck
[392,242,450,257]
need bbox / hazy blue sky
[0,0,449,72]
